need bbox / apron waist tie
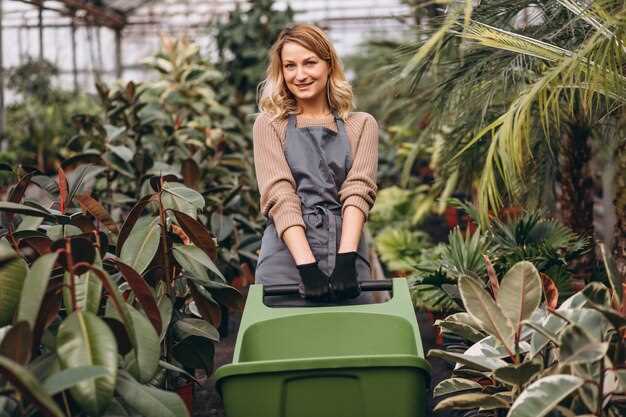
[302,204,341,273]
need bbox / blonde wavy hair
[257,23,354,121]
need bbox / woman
[253,23,379,305]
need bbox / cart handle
[263,279,393,296]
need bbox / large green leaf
[172,243,225,282]
[494,360,542,386]
[429,349,507,371]
[435,312,486,342]
[174,318,219,342]
[530,291,589,355]
[56,311,118,417]
[459,275,515,354]
[123,304,161,384]
[433,378,482,398]
[120,216,161,274]
[115,370,190,417]
[0,201,54,219]
[17,253,59,327]
[172,335,215,374]
[0,257,28,326]
[162,182,204,210]
[497,261,542,331]
[559,325,609,365]
[507,375,584,417]
[63,253,103,314]
[0,355,65,417]
[42,366,109,396]
[435,392,509,411]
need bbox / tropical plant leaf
[0,257,28,326]
[174,318,219,342]
[559,325,609,365]
[63,253,103,314]
[16,252,59,327]
[429,349,507,371]
[111,258,162,335]
[120,216,161,275]
[0,321,32,365]
[494,360,542,386]
[116,194,154,257]
[173,243,225,282]
[56,310,117,416]
[75,193,119,234]
[115,370,190,417]
[0,355,65,417]
[123,304,161,384]
[433,377,482,398]
[507,375,584,417]
[171,210,217,260]
[497,261,542,331]
[459,275,515,355]
[435,392,509,411]
[42,366,110,396]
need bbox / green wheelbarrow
[215,278,431,417]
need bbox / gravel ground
[191,308,453,417]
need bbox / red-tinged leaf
[0,321,32,365]
[51,236,96,275]
[8,172,35,203]
[541,273,559,310]
[189,281,221,327]
[32,289,61,350]
[232,262,255,290]
[110,259,162,335]
[208,284,244,312]
[117,194,154,256]
[0,357,65,417]
[18,236,52,256]
[75,193,119,234]
[102,317,132,355]
[172,210,217,261]
[56,164,69,214]
[70,213,97,233]
[483,255,499,299]
[171,224,191,245]
[181,159,200,188]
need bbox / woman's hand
[329,251,361,300]
[296,261,331,301]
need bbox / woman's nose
[295,66,308,81]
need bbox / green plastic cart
[215,278,431,417]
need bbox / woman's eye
[306,61,316,66]
[285,64,295,69]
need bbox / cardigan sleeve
[338,113,379,220]
[252,113,306,239]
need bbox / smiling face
[281,41,330,104]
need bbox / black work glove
[329,251,361,300]
[296,261,331,301]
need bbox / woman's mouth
[296,82,314,89]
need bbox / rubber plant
[0,165,242,416]
[430,259,625,416]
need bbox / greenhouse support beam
[38,4,43,60]
[114,27,122,79]
[71,18,77,91]
[0,0,4,139]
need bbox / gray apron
[255,111,373,306]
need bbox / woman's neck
[297,100,331,119]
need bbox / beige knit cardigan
[252,111,379,239]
